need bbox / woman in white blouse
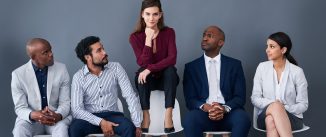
[251,32,308,137]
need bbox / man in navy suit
[182,26,251,137]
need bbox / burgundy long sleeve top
[129,27,177,73]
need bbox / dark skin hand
[202,102,226,121]
[30,110,55,125]
[30,106,62,126]
[100,119,119,137]
[99,119,142,137]
[42,107,62,123]
[135,127,142,137]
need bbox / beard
[92,57,108,67]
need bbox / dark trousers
[182,109,251,137]
[69,111,136,137]
[135,66,179,110]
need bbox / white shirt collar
[82,64,109,76]
[204,53,221,64]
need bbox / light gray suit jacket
[11,60,71,123]
[251,60,308,118]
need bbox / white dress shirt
[273,69,284,101]
[204,53,225,104]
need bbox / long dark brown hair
[133,0,166,33]
[269,32,298,66]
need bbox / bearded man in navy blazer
[182,26,251,137]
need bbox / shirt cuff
[94,117,104,126]
[142,46,153,55]
[222,105,232,113]
[284,105,290,111]
[199,104,205,111]
[29,112,35,123]
[134,122,141,128]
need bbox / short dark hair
[75,36,100,64]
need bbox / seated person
[251,32,308,137]
[69,36,142,137]
[129,0,179,133]
[182,26,251,137]
[11,38,71,137]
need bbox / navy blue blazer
[183,54,246,111]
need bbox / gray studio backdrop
[1,0,325,136]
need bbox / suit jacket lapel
[220,54,226,92]
[198,56,209,94]
[47,64,54,104]
[27,60,42,104]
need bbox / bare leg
[265,115,279,137]
[164,107,173,128]
[142,110,150,129]
[266,102,293,137]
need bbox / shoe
[164,127,175,133]
[164,120,175,133]
[141,128,149,133]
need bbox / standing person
[182,26,251,137]
[129,0,179,133]
[69,36,142,137]
[251,32,308,137]
[11,38,71,137]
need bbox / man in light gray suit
[11,38,71,137]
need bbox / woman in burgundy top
[129,0,179,133]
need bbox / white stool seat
[142,90,183,136]
[204,131,231,137]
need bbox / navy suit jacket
[183,54,246,111]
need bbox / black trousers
[135,66,179,110]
